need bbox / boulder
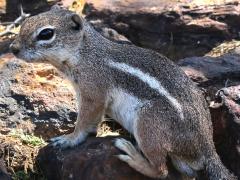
[2,0,240,60]
[84,0,240,60]
[179,53,240,99]
[0,54,77,139]
[37,136,182,180]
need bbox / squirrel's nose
[10,41,20,55]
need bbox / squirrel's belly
[106,88,147,134]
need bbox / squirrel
[10,6,237,180]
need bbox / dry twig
[0,5,30,37]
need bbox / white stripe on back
[107,60,184,120]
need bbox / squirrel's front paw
[50,134,76,148]
[50,132,87,149]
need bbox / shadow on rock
[37,136,182,180]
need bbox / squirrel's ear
[71,14,83,30]
[50,4,62,11]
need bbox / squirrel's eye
[37,28,54,41]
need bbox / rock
[210,85,240,178]
[83,0,240,60]
[37,136,182,180]
[0,54,77,139]
[88,19,131,44]
[179,53,240,99]
[0,0,86,22]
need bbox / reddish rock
[84,0,240,60]
[37,136,182,180]
[179,53,240,99]
[0,54,77,139]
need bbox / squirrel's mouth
[15,50,47,63]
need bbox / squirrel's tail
[205,153,237,180]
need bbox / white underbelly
[106,88,145,134]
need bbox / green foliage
[13,171,30,180]
[12,170,47,180]
[9,130,46,146]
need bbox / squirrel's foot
[115,138,139,158]
[50,132,87,149]
[114,138,168,179]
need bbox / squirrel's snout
[10,41,21,55]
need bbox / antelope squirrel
[10,6,236,180]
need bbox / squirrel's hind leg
[115,138,168,179]
[170,155,197,180]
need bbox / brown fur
[10,6,237,180]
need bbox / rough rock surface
[37,136,182,180]
[210,85,240,178]
[0,54,77,139]
[2,0,240,60]
[179,53,240,99]
[84,0,240,60]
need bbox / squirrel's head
[10,6,84,68]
